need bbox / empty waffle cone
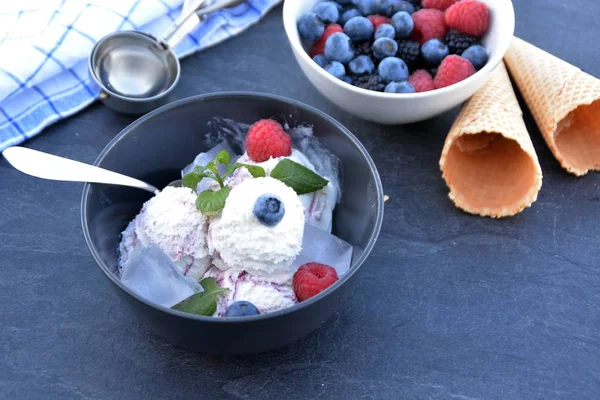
[440,62,542,218]
[505,37,600,176]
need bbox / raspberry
[245,119,292,162]
[445,0,490,38]
[293,262,339,302]
[410,9,448,44]
[311,23,344,56]
[422,0,459,11]
[408,69,435,92]
[434,55,475,89]
[367,15,392,30]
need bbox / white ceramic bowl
[283,0,515,125]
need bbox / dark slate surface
[1,2,599,399]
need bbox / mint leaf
[182,166,207,190]
[195,186,230,216]
[171,277,228,316]
[223,163,238,178]
[236,163,266,178]
[214,150,230,166]
[182,172,202,190]
[270,159,329,195]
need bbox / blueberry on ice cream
[208,177,305,278]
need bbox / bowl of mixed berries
[283,0,515,124]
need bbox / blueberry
[332,0,353,4]
[325,32,355,64]
[224,301,260,317]
[324,61,346,79]
[340,8,362,26]
[372,38,398,60]
[348,55,375,76]
[253,194,285,226]
[313,2,340,24]
[344,16,374,43]
[391,11,414,39]
[340,75,354,84]
[355,0,376,15]
[421,39,449,66]
[375,0,398,16]
[462,45,488,70]
[384,81,415,93]
[378,57,409,83]
[395,1,415,14]
[375,23,396,40]
[313,54,328,68]
[298,13,325,41]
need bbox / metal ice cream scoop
[88,0,245,115]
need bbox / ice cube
[292,224,353,277]
[181,140,236,177]
[181,141,240,193]
[120,246,203,308]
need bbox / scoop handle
[194,0,246,18]
[2,147,159,195]
[159,0,206,44]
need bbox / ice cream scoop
[208,177,305,277]
[226,149,338,231]
[204,266,297,316]
[120,186,211,281]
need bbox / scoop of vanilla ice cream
[119,187,210,281]
[208,177,304,277]
[204,266,297,316]
[226,149,337,232]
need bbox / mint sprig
[271,159,329,195]
[182,150,329,216]
[171,277,228,316]
[182,150,266,215]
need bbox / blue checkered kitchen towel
[0,0,281,152]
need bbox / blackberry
[353,74,386,92]
[397,39,421,67]
[445,31,479,55]
[354,41,372,57]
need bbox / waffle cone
[504,37,600,176]
[440,62,542,218]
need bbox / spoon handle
[160,0,206,44]
[2,147,159,195]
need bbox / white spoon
[3,146,161,195]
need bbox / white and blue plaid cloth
[0,0,281,152]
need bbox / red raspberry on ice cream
[246,119,292,163]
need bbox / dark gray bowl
[81,92,383,354]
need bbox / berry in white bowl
[283,0,515,124]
